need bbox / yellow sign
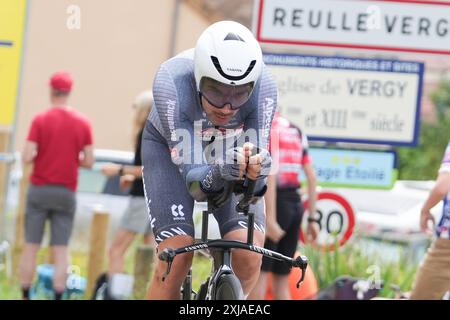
[0,0,27,126]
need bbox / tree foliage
[397,79,450,180]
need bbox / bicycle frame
[177,240,308,299]
[159,191,309,300]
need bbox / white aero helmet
[194,21,263,91]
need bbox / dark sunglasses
[199,77,254,110]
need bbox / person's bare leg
[52,246,69,294]
[143,233,157,265]
[248,270,269,300]
[146,235,194,300]
[108,229,137,275]
[19,243,41,298]
[223,229,265,297]
[143,233,155,247]
[272,274,291,300]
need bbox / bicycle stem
[247,210,254,244]
[236,178,256,213]
[202,209,209,242]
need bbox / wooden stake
[132,244,155,299]
[86,210,110,297]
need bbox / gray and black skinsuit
[141,49,278,244]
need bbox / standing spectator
[19,71,94,300]
[410,140,450,299]
[99,91,155,299]
[249,112,318,300]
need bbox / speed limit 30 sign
[300,192,356,250]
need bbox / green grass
[0,272,20,299]
[0,236,212,300]
[191,253,213,291]
[1,234,421,299]
[0,247,92,300]
[302,234,420,298]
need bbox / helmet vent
[210,56,256,81]
[224,32,245,42]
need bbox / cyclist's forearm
[185,164,225,200]
[252,176,268,197]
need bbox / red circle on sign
[300,192,355,251]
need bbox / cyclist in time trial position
[141,20,278,299]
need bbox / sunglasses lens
[200,77,254,109]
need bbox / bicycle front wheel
[214,274,244,300]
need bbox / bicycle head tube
[235,178,256,213]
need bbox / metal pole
[201,210,209,242]
[247,210,254,244]
[1,0,30,243]
[0,153,15,242]
[169,0,181,58]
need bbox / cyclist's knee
[153,255,193,287]
[233,250,262,281]
[153,235,194,283]
[225,229,264,281]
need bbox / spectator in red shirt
[19,71,94,300]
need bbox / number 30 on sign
[300,192,356,251]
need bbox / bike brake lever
[293,255,308,289]
[159,248,176,282]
